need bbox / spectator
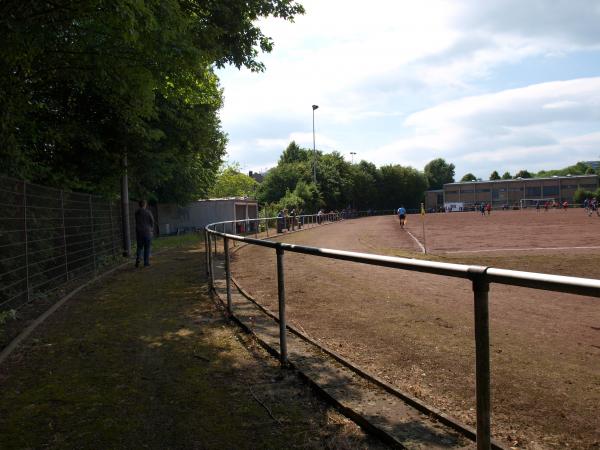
[135,200,154,268]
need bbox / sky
[216,0,600,180]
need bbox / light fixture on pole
[312,104,319,184]
[350,152,356,164]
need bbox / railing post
[470,267,491,450]
[224,237,232,314]
[276,246,288,365]
[204,230,210,278]
[207,232,214,289]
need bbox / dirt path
[0,242,386,449]
[232,215,600,449]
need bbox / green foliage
[489,171,501,180]
[0,0,304,203]
[257,162,311,205]
[277,188,304,211]
[514,170,533,178]
[0,309,17,327]
[424,158,455,189]
[293,180,323,212]
[348,162,378,210]
[210,164,258,198]
[378,165,428,209]
[258,142,430,211]
[502,171,512,180]
[536,161,594,178]
[460,173,477,182]
[316,151,353,208]
[573,187,600,204]
[279,141,311,164]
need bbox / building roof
[443,174,598,188]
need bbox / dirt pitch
[231,210,600,449]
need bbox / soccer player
[397,205,407,228]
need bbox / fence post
[276,246,288,365]
[224,237,232,314]
[470,267,491,450]
[120,154,131,257]
[23,182,30,303]
[60,190,69,281]
[89,195,97,275]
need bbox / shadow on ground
[0,244,388,449]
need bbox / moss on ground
[0,244,384,449]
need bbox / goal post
[519,198,556,209]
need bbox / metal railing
[205,214,600,450]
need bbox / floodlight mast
[312,104,318,185]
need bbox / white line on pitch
[406,229,426,253]
[444,245,600,254]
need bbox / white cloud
[216,1,600,176]
[364,78,600,176]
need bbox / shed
[157,198,259,235]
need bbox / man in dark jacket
[135,200,154,267]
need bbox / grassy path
[0,241,382,449]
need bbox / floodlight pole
[350,152,356,164]
[312,104,319,185]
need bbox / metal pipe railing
[204,214,600,450]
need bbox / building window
[526,187,541,197]
[543,186,559,196]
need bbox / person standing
[135,200,154,268]
[397,205,407,228]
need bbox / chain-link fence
[0,176,124,314]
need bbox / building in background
[425,174,599,212]
[157,198,258,235]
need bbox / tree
[378,165,428,209]
[501,171,512,180]
[514,170,533,179]
[424,158,455,189]
[292,181,323,212]
[277,188,304,211]
[256,162,311,205]
[460,173,477,182]
[0,0,304,202]
[279,141,310,164]
[316,151,353,209]
[536,161,592,178]
[210,165,258,198]
[348,163,378,210]
[489,171,501,180]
